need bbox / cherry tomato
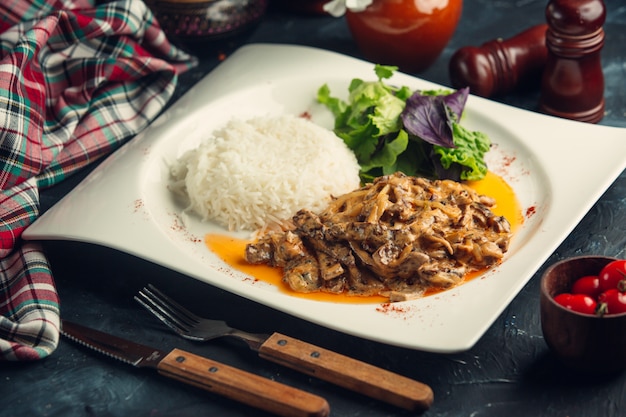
[597,289,626,315]
[553,293,597,315]
[598,260,626,292]
[571,275,602,299]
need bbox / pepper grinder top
[448,24,548,98]
[539,0,606,123]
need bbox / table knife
[61,320,330,417]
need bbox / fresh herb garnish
[317,65,490,182]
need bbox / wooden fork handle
[158,348,330,417]
[258,333,434,411]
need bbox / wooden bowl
[145,0,267,46]
[540,256,626,374]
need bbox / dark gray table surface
[4,1,625,416]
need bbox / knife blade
[61,320,330,417]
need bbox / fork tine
[145,284,202,325]
[135,291,191,337]
[136,285,269,347]
[135,286,205,341]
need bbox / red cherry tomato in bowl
[598,260,626,292]
[553,293,598,315]
[598,289,626,315]
[571,275,602,299]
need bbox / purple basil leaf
[442,87,469,122]
[401,93,455,148]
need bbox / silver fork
[135,285,268,350]
[135,285,433,412]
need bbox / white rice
[169,114,361,231]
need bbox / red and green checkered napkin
[0,0,196,360]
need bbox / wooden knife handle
[258,333,433,411]
[158,348,330,417]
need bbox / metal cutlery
[61,320,330,417]
[135,285,434,411]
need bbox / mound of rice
[170,114,361,231]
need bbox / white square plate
[24,44,626,353]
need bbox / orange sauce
[466,171,524,234]
[206,171,523,303]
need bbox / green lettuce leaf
[433,122,491,181]
[317,65,490,182]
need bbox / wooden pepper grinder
[449,24,548,98]
[539,0,606,123]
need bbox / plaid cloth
[0,0,196,360]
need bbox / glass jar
[346,0,463,73]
